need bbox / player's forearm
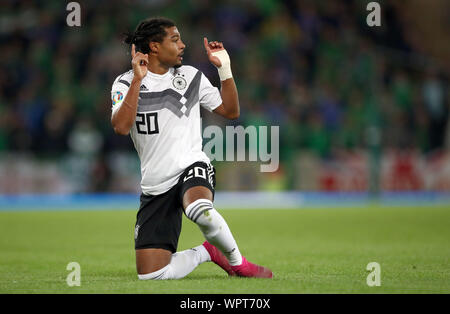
[111,78,141,135]
[220,78,240,119]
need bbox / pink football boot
[202,241,236,276]
[231,256,273,278]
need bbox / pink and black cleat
[202,241,236,276]
[231,257,273,278]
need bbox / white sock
[185,199,243,266]
[137,244,210,280]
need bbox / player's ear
[149,42,159,55]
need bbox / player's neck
[147,58,170,75]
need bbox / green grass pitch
[0,205,449,293]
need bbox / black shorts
[134,161,216,253]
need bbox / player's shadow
[185,274,237,280]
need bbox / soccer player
[111,17,272,280]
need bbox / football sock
[137,244,210,280]
[185,199,243,266]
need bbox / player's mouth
[177,52,184,61]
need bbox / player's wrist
[212,50,233,81]
[131,75,143,84]
[217,65,233,81]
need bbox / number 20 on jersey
[136,112,159,135]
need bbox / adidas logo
[140,84,148,91]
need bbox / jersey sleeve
[111,74,132,114]
[199,72,222,112]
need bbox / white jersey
[111,65,222,195]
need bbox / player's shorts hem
[135,243,176,253]
[179,179,215,201]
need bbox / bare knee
[183,186,212,210]
[136,248,172,275]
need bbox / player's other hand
[204,37,224,68]
[131,44,148,81]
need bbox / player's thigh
[136,248,172,275]
[134,189,182,271]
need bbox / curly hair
[124,17,176,54]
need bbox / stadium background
[1,0,450,295]
[0,0,449,202]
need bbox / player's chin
[173,55,183,67]
[174,60,183,68]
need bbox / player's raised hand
[131,44,148,81]
[204,37,225,68]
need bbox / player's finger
[132,44,136,59]
[203,37,210,54]
[142,54,149,65]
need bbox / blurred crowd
[0,0,449,192]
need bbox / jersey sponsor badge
[172,76,187,90]
[112,91,124,106]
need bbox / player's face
[157,26,186,68]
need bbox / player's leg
[136,248,172,274]
[181,163,272,278]
[183,186,242,266]
[182,186,237,276]
[135,190,210,280]
[136,246,211,280]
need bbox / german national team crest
[172,76,187,90]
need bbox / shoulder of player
[113,69,134,87]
